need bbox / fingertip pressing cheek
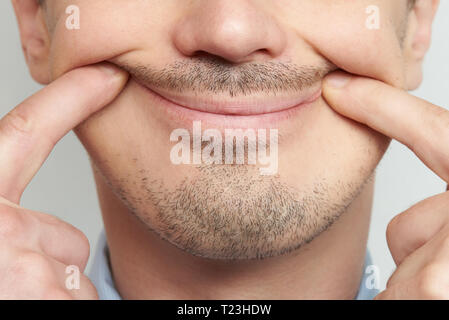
[45,2,175,80]
[47,14,134,80]
[321,25,407,89]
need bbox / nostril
[256,48,270,55]
[191,51,236,65]
[252,48,271,58]
[192,50,214,59]
[191,48,272,65]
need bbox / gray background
[0,1,448,289]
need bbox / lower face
[44,0,409,259]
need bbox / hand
[323,71,449,299]
[0,63,128,299]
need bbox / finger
[375,280,446,300]
[3,249,97,300]
[323,71,449,183]
[0,63,128,203]
[50,258,99,300]
[386,192,449,266]
[382,226,449,299]
[67,274,99,300]
[374,284,420,300]
[0,204,90,271]
[33,211,92,273]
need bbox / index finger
[322,71,449,183]
[0,63,128,203]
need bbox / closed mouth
[132,76,323,128]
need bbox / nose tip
[173,1,286,63]
[191,20,272,63]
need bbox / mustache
[118,56,336,97]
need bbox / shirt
[89,230,380,300]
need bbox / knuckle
[385,269,399,289]
[60,222,90,255]
[417,264,448,299]
[36,213,90,267]
[386,207,418,241]
[386,213,404,243]
[57,223,90,267]
[11,252,53,279]
[75,229,90,265]
[40,213,64,227]
[0,206,25,240]
[0,108,35,140]
[420,107,449,173]
[427,105,449,133]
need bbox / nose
[173,0,287,63]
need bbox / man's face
[23,0,424,259]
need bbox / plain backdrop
[1,1,448,289]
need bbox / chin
[109,163,371,260]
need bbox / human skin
[3,0,444,299]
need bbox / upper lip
[134,78,322,116]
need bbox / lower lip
[135,80,322,129]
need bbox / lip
[149,83,322,116]
[133,78,322,128]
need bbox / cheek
[309,24,406,88]
[47,2,175,79]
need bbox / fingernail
[99,63,120,76]
[325,72,351,88]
